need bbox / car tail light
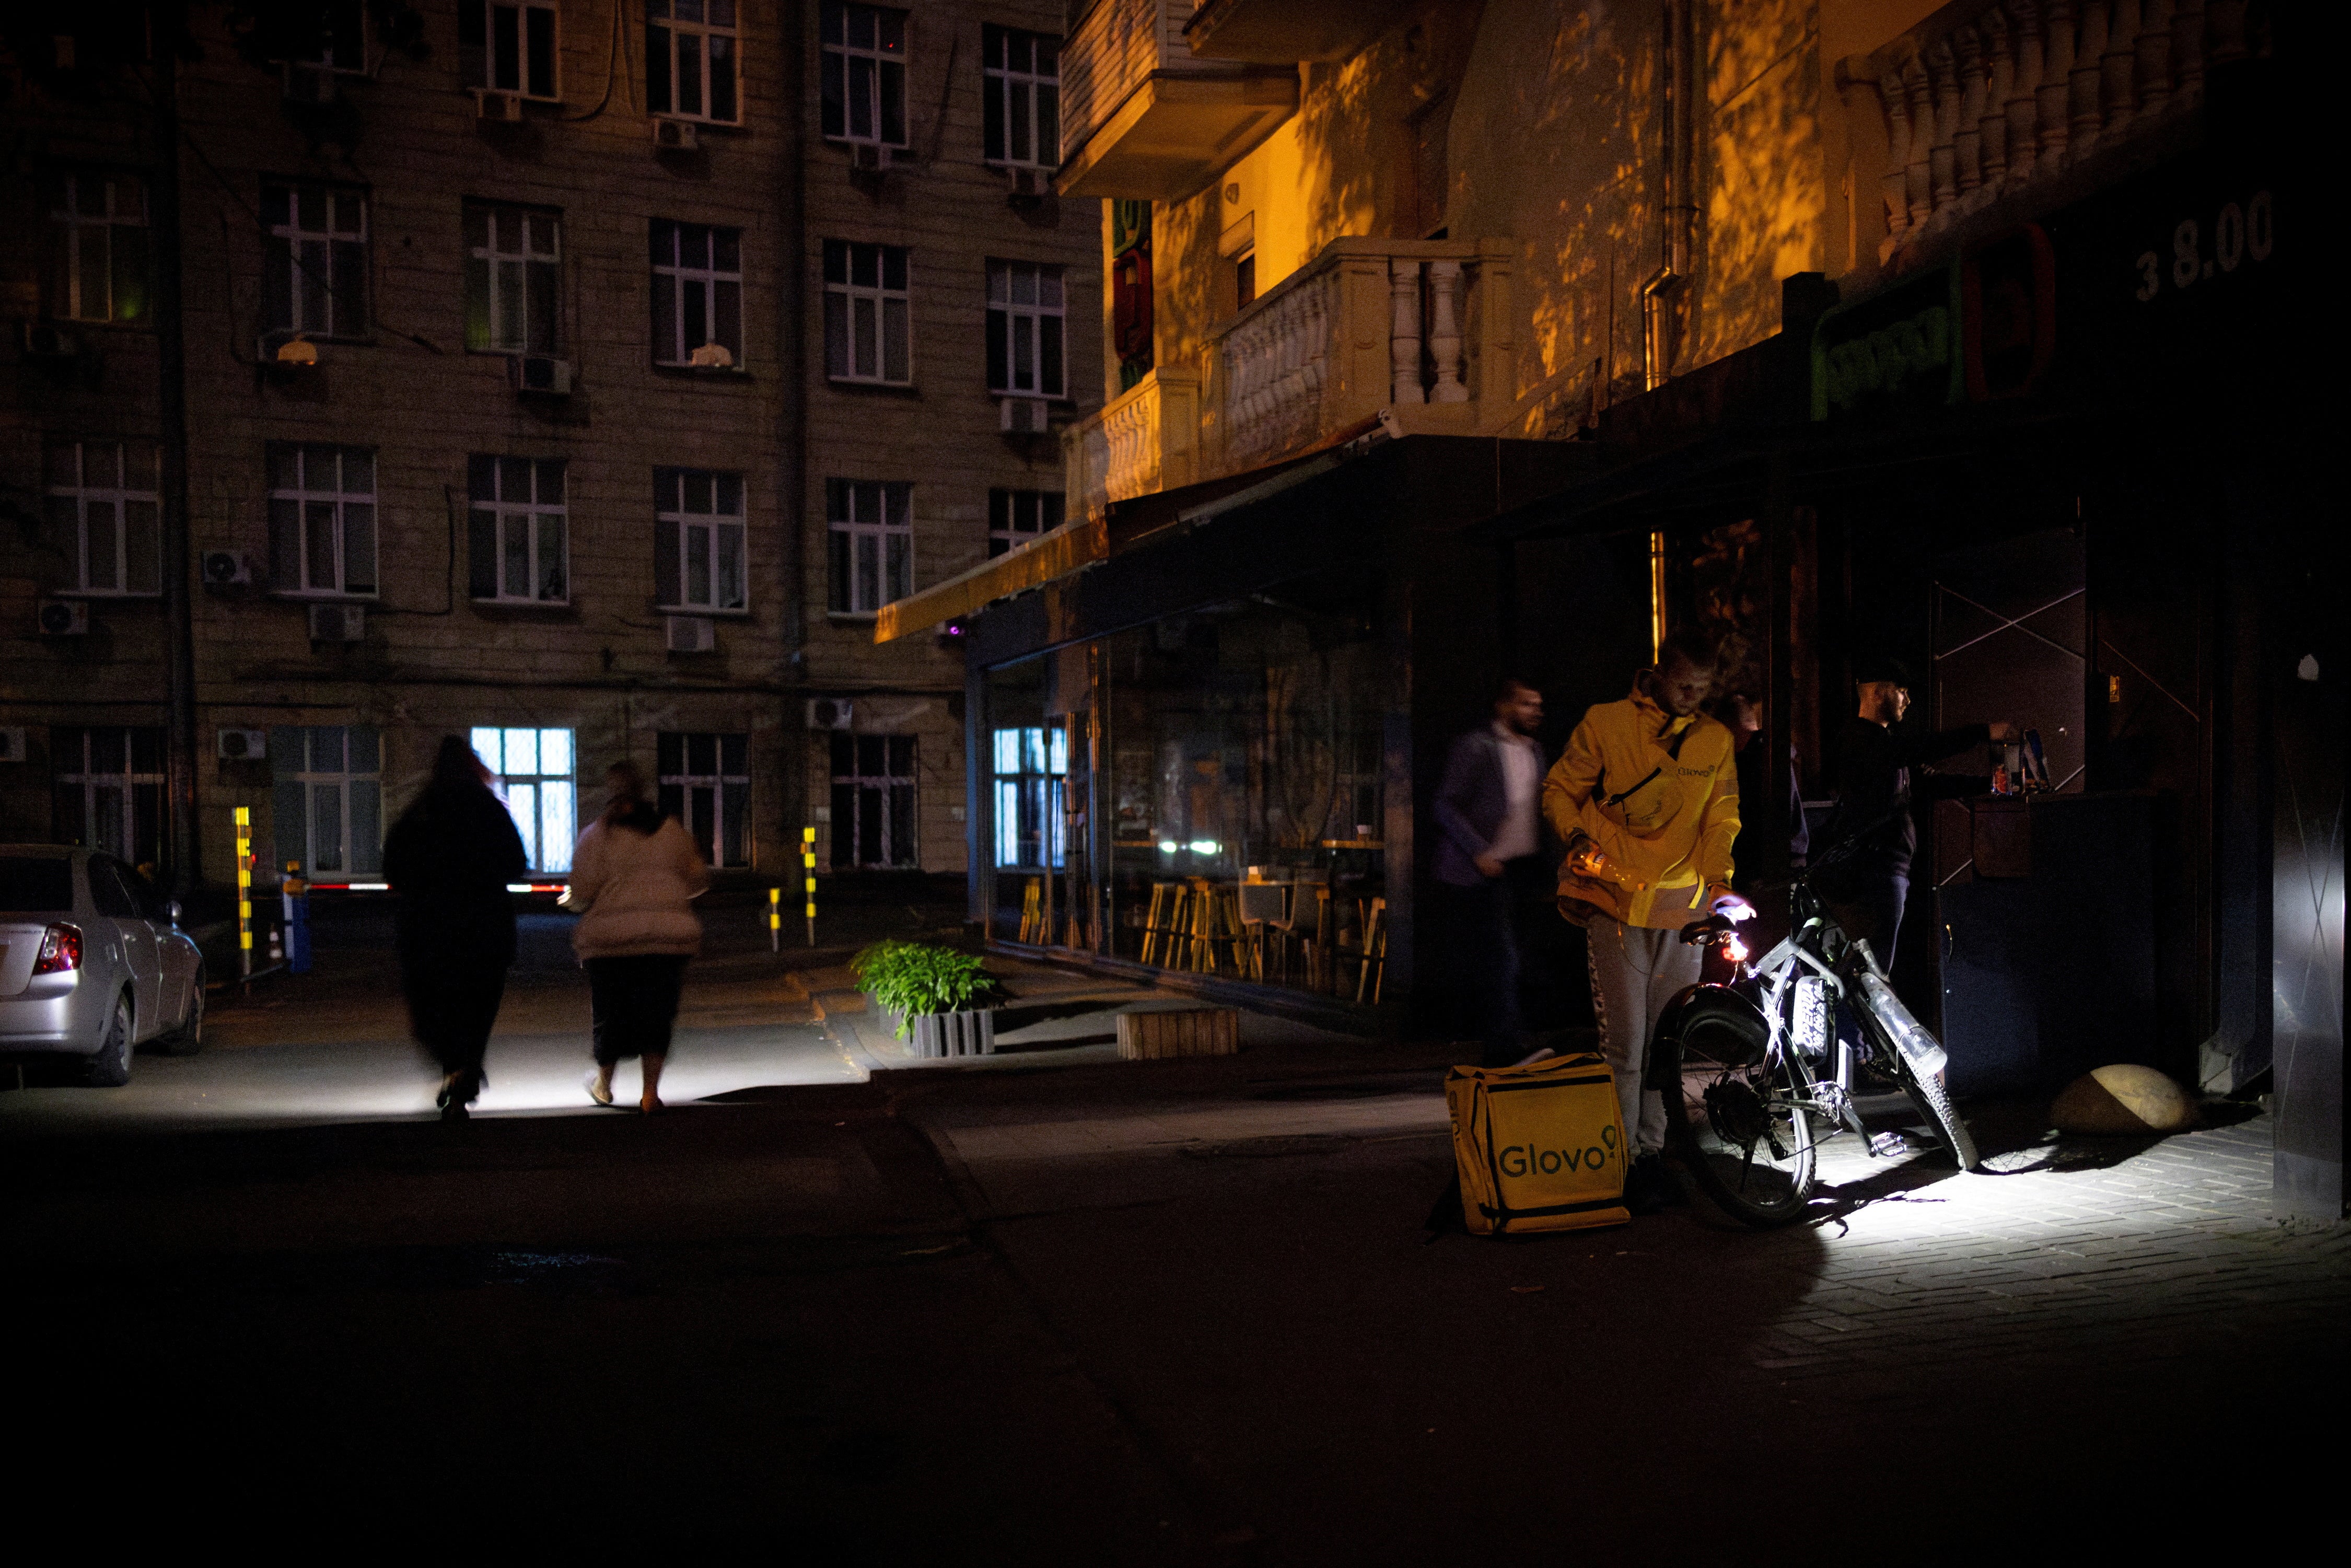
[32,922,82,974]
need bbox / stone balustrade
[1063,369,1201,524]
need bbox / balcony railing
[1840,1,2256,266]
[1057,0,1297,199]
[1064,369,1201,524]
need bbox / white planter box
[910,1008,996,1059]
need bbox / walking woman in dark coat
[383,736,528,1119]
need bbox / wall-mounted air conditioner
[37,598,88,636]
[201,549,252,587]
[999,397,1050,434]
[0,727,27,763]
[308,602,365,643]
[474,88,525,122]
[511,355,574,395]
[666,615,715,654]
[653,118,698,151]
[806,698,855,730]
[849,142,885,171]
[283,63,340,104]
[217,728,268,761]
[1005,166,1048,201]
[20,322,83,358]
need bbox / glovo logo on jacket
[1498,1123,1618,1179]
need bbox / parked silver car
[0,845,205,1084]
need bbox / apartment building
[0,1,1099,891]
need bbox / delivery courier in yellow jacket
[1541,630,1747,1212]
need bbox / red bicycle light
[1724,935,1750,965]
[32,922,83,974]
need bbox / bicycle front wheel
[1659,995,1819,1228]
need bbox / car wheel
[84,993,133,1087]
[158,968,206,1056]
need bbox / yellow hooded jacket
[1543,686,1741,929]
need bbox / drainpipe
[154,32,201,891]
[1643,0,1697,391]
[780,2,810,852]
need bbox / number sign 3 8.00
[2135,190,2274,302]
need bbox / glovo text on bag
[1498,1123,1618,1180]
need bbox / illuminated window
[991,726,1065,870]
[262,181,367,340]
[654,468,748,612]
[471,725,576,873]
[658,731,750,868]
[466,455,567,605]
[46,440,160,596]
[823,239,911,385]
[270,725,381,878]
[650,219,743,367]
[460,1,560,99]
[982,26,1058,168]
[646,0,739,124]
[987,488,1062,558]
[464,202,562,355]
[267,443,377,598]
[825,478,911,614]
[831,733,917,869]
[986,260,1065,398]
[53,726,166,871]
[49,172,149,324]
[820,2,907,148]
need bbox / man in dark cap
[1814,655,2014,968]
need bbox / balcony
[1064,369,1201,524]
[1183,0,1414,64]
[1838,0,2254,267]
[1057,0,1298,200]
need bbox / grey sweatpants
[1585,914,1704,1154]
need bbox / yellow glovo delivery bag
[1444,1052,1631,1234]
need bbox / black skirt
[586,954,690,1064]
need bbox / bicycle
[1648,862,1980,1228]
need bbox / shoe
[585,1071,614,1107]
[1511,1047,1559,1068]
[435,1073,459,1110]
[639,1097,664,1115]
[1623,1152,1671,1215]
[440,1098,469,1122]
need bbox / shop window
[463,202,562,355]
[467,455,567,604]
[471,725,575,873]
[658,731,750,868]
[654,467,748,612]
[262,181,367,341]
[270,725,382,878]
[986,260,1064,398]
[460,1,560,99]
[826,478,911,614]
[990,725,1065,871]
[267,443,378,597]
[49,172,149,325]
[52,726,166,873]
[823,239,911,385]
[819,2,907,149]
[987,488,1062,557]
[831,733,917,869]
[646,0,739,124]
[46,439,160,596]
[651,220,743,368]
[982,25,1057,168]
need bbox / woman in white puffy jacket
[562,761,710,1111]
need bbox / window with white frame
[646,0,739,124]
[825,479,911,614]
[270,725,382,878]
[655,468,747,612]
[467,455,567,605]
[263,181,367,340]
[987,260,1065,398]
[285,0,368,71]
[49,172,150,324]
[658,731,751,868]
[823,239,910,385]
[470,726,576,874]
[991,725,1065,870]
[45,440,160,596]
[267,443,378,597]
[987,488,1063,559]
[651,220,743,367]
[463,202,561,355]
[820,2,907,149]
[831,733,917,869]
[460,1,560,99]
[982,25,1058,168]
[53,726,166,872]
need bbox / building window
[270,725,382,878]
[53,726,166,872]
[655,468,747,612]
[460,1,560,99]
[646,0,739,124]
[46,440,160,596]
[1235,249,1256,310]
[49,172,149,325]
[831,734,917,869]
[651,220,743,368]
[267,443,377,598]
[819,2,907,149]
[470,725,576,874]
[986,260,1064,398]
[991,726,1065,870]
[285,0,368,71]
[825,479,911,614]
[263,182,367,340]
[464,203,561,355]
[823,240,911,386]
[987,489,1064,559]
[658,731,750,868]
[982,26,1058,168]
[467,456,567,604]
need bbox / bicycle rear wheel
[1659,996,1819,1228]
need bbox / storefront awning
[872,515,1110,643]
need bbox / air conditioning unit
[652,117,699,151]
[217,727,268,761]
[38,598,89,636]
[308,602,365,643]
[511,355,575,395]
[0,727,26,764]
[201,549,252,587]
[20,321,83,358]
[665,614,715,654]
[474,88,525,123]
[805,698,855,730]
[999,396,1051,434]
[283,63,340,104]
[1006,166,1048,201]
[849,142,885,171]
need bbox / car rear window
[0,858,75,914]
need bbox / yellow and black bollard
[234,807,253,989]
[802,826,817,947]
[767,884,781,954]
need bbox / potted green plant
[851,939,914,1039]
[851,940,1003,1058]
